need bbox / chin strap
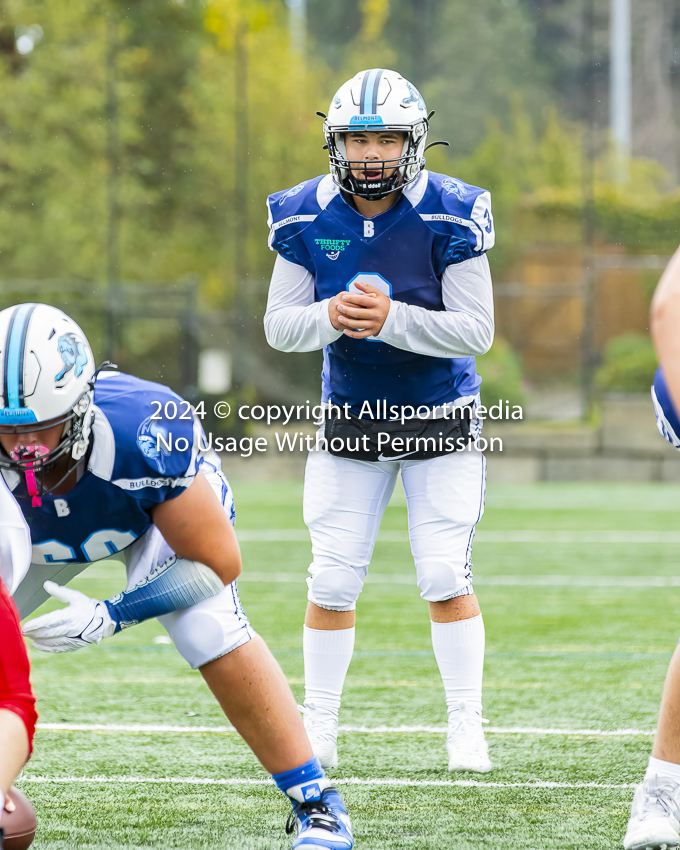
[10,445,50,507]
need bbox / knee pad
[307,566,364,611]
[160,584,254,669]
[416,559,471,603]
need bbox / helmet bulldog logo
[401,82,425,110]
[55,333,89,382]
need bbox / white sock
[303,625,355,716]
[431,614,485,717]
[0,789,4,821]
[647,756,680,782]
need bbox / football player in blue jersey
[624,247,680,850]
[0,303,353,850]
[264,69,495,773]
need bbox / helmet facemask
[325,119,428,201]
[0,389,94,505]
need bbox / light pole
[286,0,306,54]
[581,0,598,417]
[610,0,631,181]
[105,14,121,358]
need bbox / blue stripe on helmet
[370,69,383,113]
[6,303,36,409]
[361,69,380,116]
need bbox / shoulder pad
[93,373,200,493]
[416,171,495,261]
[267,175,326,252]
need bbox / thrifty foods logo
[315,238,351,261]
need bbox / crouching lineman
[623,246,680,850]
[264,69,495,772]
[0,477,37,850]
[0,303,353,850]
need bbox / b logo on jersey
[278,181,308,206]
[441,177,467,202]
[55,333,88,382]
[137,416,171,474]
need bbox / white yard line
[231,573,678,587]
[16,774,636,790]
[35,722,655,736]
[80,570,675,587]
[232,530,680,544]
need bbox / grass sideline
[18,481,680,849]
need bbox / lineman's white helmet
[324,68,430,200]
[0,303,96,470]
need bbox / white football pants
[14,466,254,670]
[303,446,487,610]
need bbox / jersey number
[32,529,138,565]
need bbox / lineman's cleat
[623,774,680,850]
[301,702,339,770]
[286,786,353,849]
[446,700,492,773]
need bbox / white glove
[22,581,116,653]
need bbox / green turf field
[17,480,680,849]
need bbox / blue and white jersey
[2,372,233,566]
[266,170,494,414]
[652,366,680,449]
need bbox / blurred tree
[308,0,552,157]
[306,0,362,70]
[476,337,526,410]
[595,334,658,393]
[0,0,677,401]
[523,0,610,124]
[416,0,550,158]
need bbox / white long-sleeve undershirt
[263,253,494,358]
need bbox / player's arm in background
[651,245,680,411]
[0,480,37,810]
[0,580,36,808]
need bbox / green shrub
[476,337,525,409]
[595,334,658,393]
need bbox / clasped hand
[329,281,391,339]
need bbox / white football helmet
[0,303,96,477]
[323,68,431,200]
